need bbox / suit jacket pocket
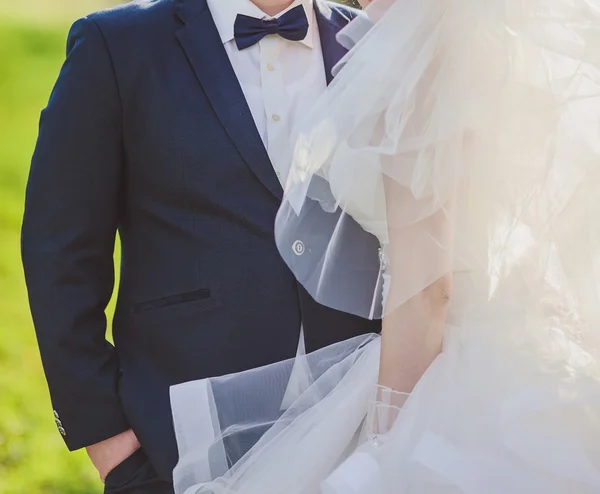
[128,289,222,326]
[132,289,212,314]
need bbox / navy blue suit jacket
[22,0,380,481]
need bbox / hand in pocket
[87,429,141,483]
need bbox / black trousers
[104,449,173,494]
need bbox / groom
[22,0,380,492]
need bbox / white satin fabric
[171,0,600,492]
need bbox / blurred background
[0,2,124,492]
[0,0,357,492]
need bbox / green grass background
[0,2,122,492]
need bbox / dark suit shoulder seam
[87,17,124,116]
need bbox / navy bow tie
[234,5,310,51]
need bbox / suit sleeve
[21,17,130,450]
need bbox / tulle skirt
[170,304,600,494]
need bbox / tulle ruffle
[276,0,600,321]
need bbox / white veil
[275,0,600,322]
[172,0,600,492]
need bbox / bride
[170,0,600,492]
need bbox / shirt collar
[207,0,315,49]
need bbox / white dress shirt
[206,0,328,184]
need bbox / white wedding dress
[170,0,600,492]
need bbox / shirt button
[266,63,275,72]
[272,114,281,122]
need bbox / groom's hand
[86,429,141,483]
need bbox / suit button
[54,410,66,436]
[292,240,305,256]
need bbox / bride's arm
[379,281,450,394]
[375,31,457,395]
[378,183,455,395]
[378,271,451,393]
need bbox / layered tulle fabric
[172,323,600,493]
[171,335,381,494]
[277,0,600,321]
[171,0,600,492]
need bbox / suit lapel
[175,0,283,199]
[314,1,349,85]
